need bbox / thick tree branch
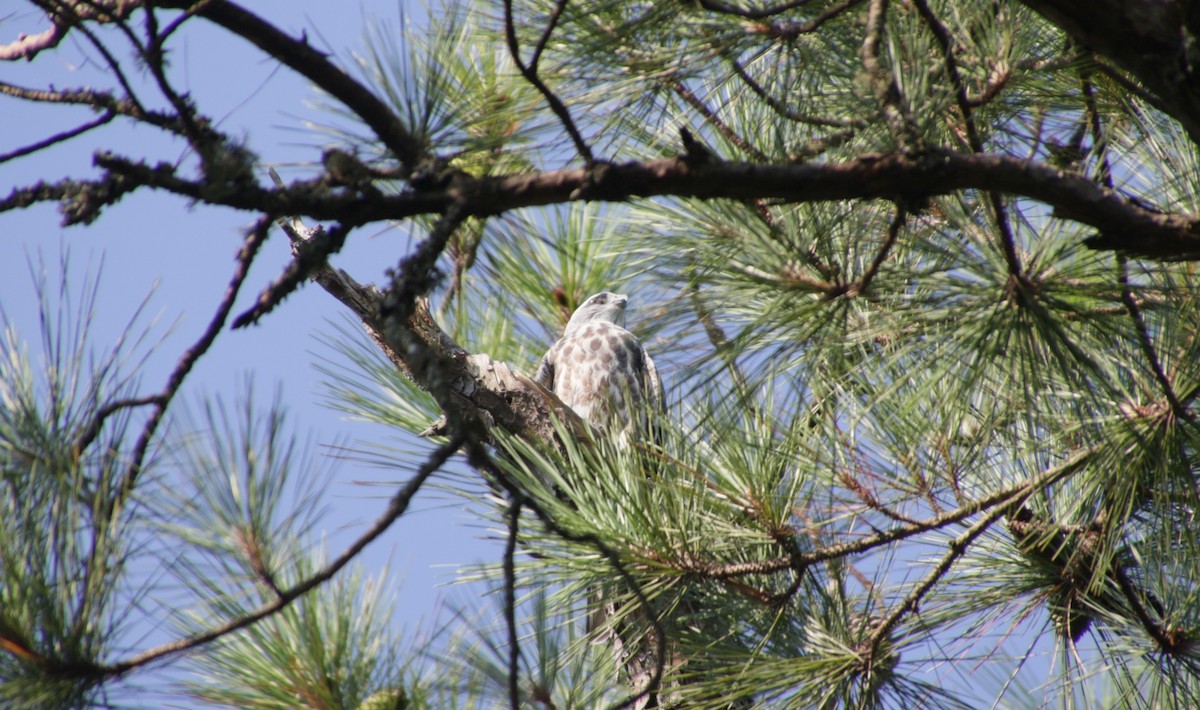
[19,149,1198,259]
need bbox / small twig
[848,202,905,296]
[861,0,920,152]
[766,0,868,40]
[73,394,164,455]
[154,0,217,45]
[504,496,524,710]
[231,222,352,329]
[728,56,863,129]
[529,0,569,72]
[383,202,469,313]
[502,0,594,163]
[965,65,1011,108]
[1091,57,1171,116]
[674,83,767,161]
[839,468,920,525]
[134,7,210,149]
[912,0,1022,277]
[0,111,116,164]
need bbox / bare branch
[110,217,271,517]
[230,222,353,329]
[503,0,594,164]
[72,394,164,455]
[154,0,425,168]
[529,0,568,72]
[0,111,116,164]
[504,496,523,710]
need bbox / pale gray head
[563,291,628,335]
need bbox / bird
[534,291,663,441]
[534,291,674,707]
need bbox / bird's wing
[642,346,665,412]
[533,342,556,391]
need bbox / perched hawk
[536,292,678,707]
[534,292,663,438]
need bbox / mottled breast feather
[534,316,662,439]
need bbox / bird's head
[564,291,628,334]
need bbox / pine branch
[89,435,463,677]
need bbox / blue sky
[1,2,502,701]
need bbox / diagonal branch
[683,446,1097,580]
[0,110,116,164]
[863,448,1094,652]
[154,0,424,169]
[529,0,569,72]
[503,0,594,164]
[847,202,905,297]
[90,435,463,676]
[114,218,270,504]
[727,55,864,129]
